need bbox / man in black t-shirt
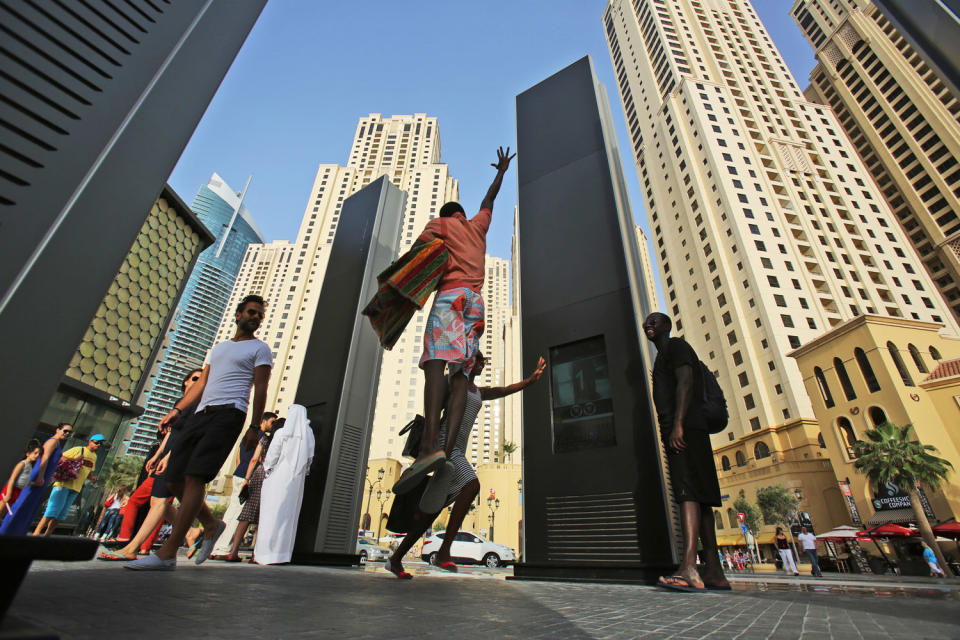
[644,312,728,592]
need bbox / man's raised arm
[480,146,516,211]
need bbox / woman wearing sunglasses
[0,423,73,535]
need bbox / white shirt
[199,338,273,412]
[798,532,817,550]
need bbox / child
[0,440,42,513]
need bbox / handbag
[399,415,424,459]
[238,484,249,505]
[385,476,432,533]
[53,450,83,482]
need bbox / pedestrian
[775,526,799,576]
[254,405,316,565]
[94,486,129,540]
[724,550,733,571]
[643,313,729,592]
[1,424,73,535]
[212,417,284,563]
[393,147,515,513]
[33,433,104,536]
[212,412,277,558]
[125,294,272,570]
[797,526,822,576]
[1,440,41,514]
[923,543,946,577]
[99,369,202,561]
[387,351,545,578]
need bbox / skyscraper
[793,0,960,324]
[215,115,459,459]
[130,174,263,454]
[602,0,958,449]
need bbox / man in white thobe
[254,404,315,565]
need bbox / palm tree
[501,441,518,463]
[854,422,954,578]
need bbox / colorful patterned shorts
[420,287,485,375]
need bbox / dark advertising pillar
[513,56,677,582]
[292,177,404,565]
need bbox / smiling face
[26,447,41,463]
[642,313,670,342]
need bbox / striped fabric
[362,239,448,349]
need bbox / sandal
[392,451,446,495]
[385,558,413,579]
[439,560,458,573]
[184,538,203,559]
[98,550,136,561]
[656,575,706,593]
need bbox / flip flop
[656,575,706,593]
[439,561,458,573]
[385,559,413,579]
[185,538,203,559]
[98,550,136,561]
[418,461,454,514]
[392,451,446,495]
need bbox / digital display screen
[549,335,616,453]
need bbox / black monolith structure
[513,56,677,582]
[291,177,404,565]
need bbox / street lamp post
[376,489,391,540]
[487,496,500,542]
[363,467,384,533]
[791,488,803,566]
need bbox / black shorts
[164,406,246,485]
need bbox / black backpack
[698,361,728,434]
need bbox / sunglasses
[191,375,200,381]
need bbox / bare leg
[442,374,468,457]
[388,519,433,576]
[32,517,50,536]
[227,522,250,559]
[661,501,704,588]
[696,506,729,588]
[155,476,216,561]
[436,479,480,565]
[420,360,448,459]
[41,518,58,536]
[116,497,174,558]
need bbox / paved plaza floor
[7,558,960,639]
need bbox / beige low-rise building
[790,315,960,528]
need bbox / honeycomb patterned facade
[65,194,204,401]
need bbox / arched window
[837,417,859,459]
[715,512,723,530]
[721,455,731,471]
[887,342,915,386]
[930,346,942,361]
[834,357,857,400]
[754,441,771,459]
[727,508,737,528]
[814,366,835,408]
[735,451,746,467]
[908,344,928,373]
[868,406,888,427]
[854,348,881,392]
[817,433,826,448]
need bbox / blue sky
[169,1,816,264]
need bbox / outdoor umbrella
[815,525,859,542]
[932,521,960,539]
[856,523,918,538]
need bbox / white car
[420,531,516,568]
[356,537,390,562]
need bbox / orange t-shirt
[417,209,491,293]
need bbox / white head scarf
[264,404,315,477]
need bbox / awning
[857,523,918,538]
[933,521,960,540]
[864,508,915,527]
[755,532,776,545]
[715,535,744,546]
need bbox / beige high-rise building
[502,208,524,464]
[602,0,957,489]
[214,115,458,430]
[634,225,661,312]
[793,0,960,324]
